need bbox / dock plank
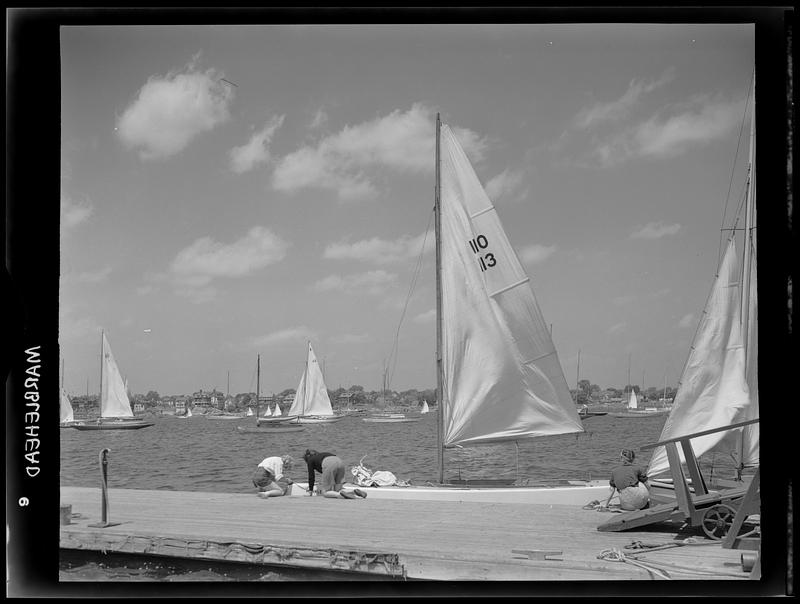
[60,486,751,581]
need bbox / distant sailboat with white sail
[288,342,346,424]
[421,400,430,414]
[72,332,154,431]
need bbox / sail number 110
[468,235,497,272]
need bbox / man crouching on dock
[253,454,294,498]
[303,449,367,499]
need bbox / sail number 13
[468,235,497,272]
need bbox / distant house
[337,392,353,408]
[175,398,186,413]
[282,393,295,407]
[193,389,223,411]
[133,402,145,414]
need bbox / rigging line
[717,68,755,268]
[386,207,435,390]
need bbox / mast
[434,113,444,483]
[99,330,104,413]
[256,354,260,426]
[576,349,581,404]
[738,76,756,475]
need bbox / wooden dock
[60,486,754,582]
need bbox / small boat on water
[286,342,347,424]
[362,415,423,423]
[237,354,306,435]
[609,390,669,418]
[71,332,154,431]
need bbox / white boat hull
[288,480,609,504]
[293,415,348,424]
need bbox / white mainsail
[288,342,334,417]
[100,333,135,418]
[628,389,639,410]
[421,400,430,414]
[647,239,753,476]
[438,123,583,448]
[60,389,74,423]
[273,402,282,416]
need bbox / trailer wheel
[701,504,737,540]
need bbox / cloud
[66,266,113,284]
[630,221,681,240]
[573,69,675,130]
[607,322,627,335]
[412,309,436,324]
[229,115,285,174]
[518,244,556,265]
[148,227,289,302]
[323,233,431,265]
[116,59,234,160]
[678,313,695,328]
[310,109,328,129]
[594,96,743,166]
[59,306,99,341]
[311,270,398,295]
[271,103,487,202]
[250,326,317,348]
[61,194,93,233]
[330,333,371,344]
[485,168,527,203]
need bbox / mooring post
[89,448,120,528]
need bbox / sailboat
[647,84,759,484]
[421,400,430,414]
[60,388,77,427]
[363,362,422,423]
[286,342,347,424]
[72,332,154,431]
[289,115,607,503]
[177,406,194,419]
[238,354,303,434]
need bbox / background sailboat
[647,80,759,483]
[238,354,303,433]
[287,342,346,424]
[72,332,154,430]
[60,388,76,427]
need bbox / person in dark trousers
[302,449,367,499]
[602,448,650,511]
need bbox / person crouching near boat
[601,449,650,511]
[302,449,367,499]
[252,454,294,498]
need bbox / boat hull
[256,415,299,424]
[288,480,609,504]
[610,410,670,418]
[204,415,245,420]
[71,420,155,431]
[362,417,423,423]
[292,415,347,424]
[236,425,306,434]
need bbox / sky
[58,22,756,398]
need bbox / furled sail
[647,239,753,476]
[100,333,135,418]
[438,124,583,448]
[60,389,74,423]
[288,342,334,417]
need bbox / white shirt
[257,456,283,481]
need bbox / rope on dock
[597,548,672,579]
[623,537,717,554]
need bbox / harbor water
[60,411,738,493]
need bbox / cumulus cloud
[323,233,431,265]
[271,103,487,202]
[678,313,696,328]
[518,244,556,265]
[607,322,627,335]
[116,59,234,160]
[229,115,285,174]
[594,96,742,166]
[147,226,289,303]
[312,270,398,295]
[61,194,93,233]
[485,168,527,203]
[573,69,675,130]
[310,109,328,129]
[630,221,681,240]
[250,326,317,348]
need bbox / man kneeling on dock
[253,454,294,498]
